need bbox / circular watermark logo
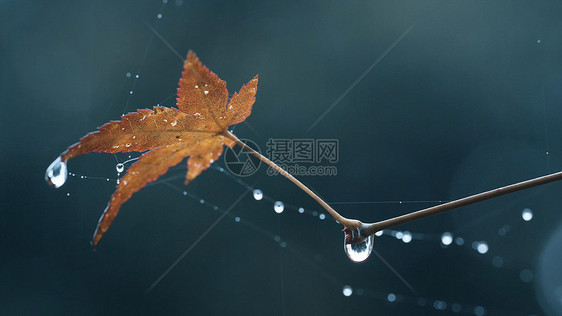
[223,139,261,177]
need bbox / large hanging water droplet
[116,163,124,173]
[273,201,284,213]
[45,157,67,188]
[253,189,263,201]
[344,235,374,263]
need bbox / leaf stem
[224,130,357,228]
[225,130,562,243]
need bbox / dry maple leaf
[49,51,258,247]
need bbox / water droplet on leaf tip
[45,157,68,188]
[345,235,374,263]
[273,201,284,213]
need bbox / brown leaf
[55,51,258,247]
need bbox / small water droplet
[157,13,162,19]
[522,208,533,221]
[253,189,263,200]
[45,157,68,188]
[129,90,133,94]
[126,72,131,77]
[455,237,464,245]
[66,193,70,197]
[135,74,139,79]
[183,191,187,196]
[441,232,453,245]
[401,231,412,243]
[171,120,177,126]
[204,90,209,95]
[274,201,284,213]
[344,235,374,263]
[342,285,353,297]
[298,207,304,213]
[519,268,533,282]
[476,241,489,254]
[319,214,326,220]
[234,216,240,222]
[492,256,503,268]
[116,163,124,173]
[200,199,205,204]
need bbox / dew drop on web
[344,234,374,263]
[273,201,284,213]
[252,189,263,201]
[116,163,124,173]
[45,157,67,188]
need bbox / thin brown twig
[224,130,562,244]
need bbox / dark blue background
[2,0,562,315]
